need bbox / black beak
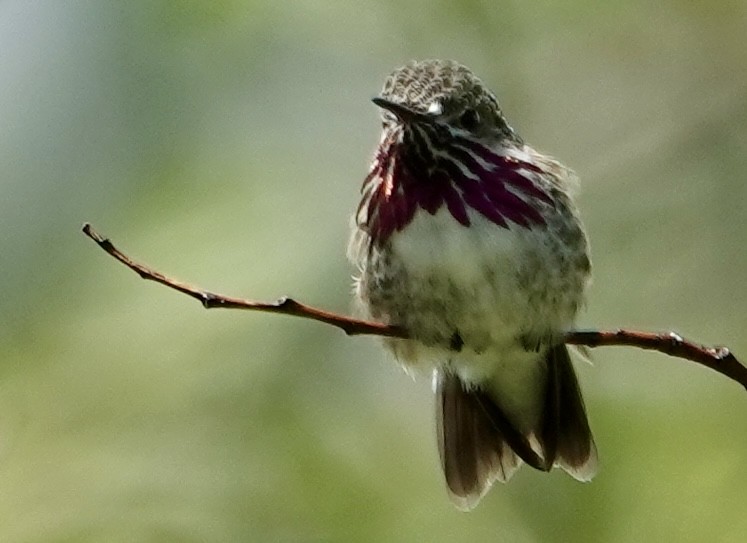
[372,97,431,124]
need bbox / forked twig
[82,223,747,392]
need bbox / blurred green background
[1,1,745,541]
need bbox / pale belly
[356,208,589,382]
[352,206,589,427]
[357,206,587,355]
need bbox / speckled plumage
[348,60,596,509]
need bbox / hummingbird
[348,60,597,510]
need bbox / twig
[81,224,403,338]
[565,330,746,391]
[82,223,747,392]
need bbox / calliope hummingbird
[348,60,596,510]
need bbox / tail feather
[538,344,598,480]
[435,344,597,510]
[436,372,522,510]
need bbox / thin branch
[566,330,746,391]
[82,223,747,392]
[81,223,403,338]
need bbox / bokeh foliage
[1,1,745,541]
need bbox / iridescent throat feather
[357,123,554,246]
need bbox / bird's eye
[459,108,480,130]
